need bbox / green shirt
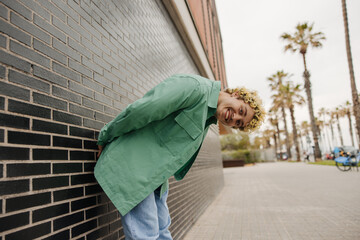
[94,74,221,215]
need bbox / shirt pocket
[156,111,202,156]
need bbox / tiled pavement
[184,162,360,240]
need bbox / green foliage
[220,133,250,151]
[222,149,262,164]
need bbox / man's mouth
[225,109,231,122]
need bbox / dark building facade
[0,0,225,239]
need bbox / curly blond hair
[224,87,265,132]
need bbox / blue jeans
[121,188,173,240]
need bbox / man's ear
[231,92,239,98]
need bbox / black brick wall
[0,0,224,239]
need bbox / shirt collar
[208,80,221,109]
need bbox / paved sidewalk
[184,162,360,240]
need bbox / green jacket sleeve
[97,75,201,146]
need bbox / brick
[33,203,69,223]
[94,54,111,71]
[0,34,6,48]
[52,62,80,82]
[9,69,50,93]
[83,97,104,112]
[0,49,31,72]
[37,0,66,22]
[53,212,84,231]
[53,86,82,104]
[33,65,68,87]
[10,11,51,44]
[80,18,100,41]
[0,18,30,46]
[87,226,110,240]
[0,0,31,20]
[70,151,95,161]
[95,112,113,123]
[52,0,78,23]
[8,99,51,119]
[81,56,102,74]
[72,219,97,238]
[0,3,8,19]
[69,81,93,98]
[53,163,82,174]
[42,230,70,240]
[52,38,80,62]
[6,192,51,212]
[0,146,29,160]
[33,92,67,111]
[7,163,50,177]
[84,162,95,172]
[67,16,91,40]
[34,14,66,42]
[71,174,96,185]
[71,196,97,211]
[0,129,3,142]
[85,184,102,196]
[53,136,82,148]
[54,187,83,202]
[70,126,94,139]
[0,179,29,195]
[52,15,80,41]
[0,113,30,129]
[69,59,92,78]
[0,212,29,232]
[81,36,101,56]
[104,106,119,116]
[53,110,82,126]
[92,34,110,56]
[84,140,97,150]
[33,149,68,160]
[10,40,50,68]
[68,37,92,59]
[34,39,66,65]
[94,92,112,106]
[6,222,51,240]
[83,118,103,130]
[70,103,94,118]
[8,131,50,146]
[99,211,117,226]
[0,97,3,110]
[17,0,50,20]
[85,204,107,219]
[32,119,67,135]
[94,73,112,88]
[33,176,69,190]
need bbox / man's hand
[97,145,104,158]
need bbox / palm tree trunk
[342,0,360,149]
[289,105,300,161]
[273,133,278,160]
[302,53,322,159]
[330,121,336,146]
[281,105,292,159]
[347,112,355,146]
[276,122,282,160]
[336,113,344,145]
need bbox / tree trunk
[336,113,344,146]
[276,122,282,160]
[289,105,300,161]
[273,133,278,160]
[302,53,322,159]
[330,121,336,146]
[342,0,360,149]
[347,112,355,146]
[281,106,292,159]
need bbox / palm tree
[301,121,312,156]
[342,0,360,149]
[267,71,292,159]
[268,110,282,160]
[318,108,332,152]
[281,81,305,161]
[281,22,325,160]
[342,101,355,146]
[333,108,344,146]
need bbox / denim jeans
[121,188,173,240]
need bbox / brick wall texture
[0,0,224,239]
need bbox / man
[95,74,264,239]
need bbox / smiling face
[215,91,255,130]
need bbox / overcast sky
[215,0,360,148]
